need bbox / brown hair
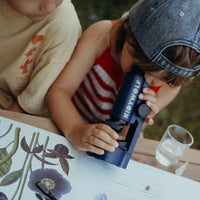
[110,16,200,87]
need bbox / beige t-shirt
[0,0,81,114]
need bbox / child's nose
[40,2,56,14]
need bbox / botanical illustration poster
[1,116,200,200]
[0,116,80,200]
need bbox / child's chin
[27,15,46,21]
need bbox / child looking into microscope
[46,0,200,155]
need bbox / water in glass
[155,138,183,167]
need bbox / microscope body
[87,66,150,169]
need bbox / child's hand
[138,87,159,125]
[67,123,119,155]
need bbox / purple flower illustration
[54,144,69,155]
[95,193,108,200]
[28,168,71,200]
[0,192,8,200]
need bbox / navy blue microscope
[87,65,150,169]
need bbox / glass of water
[155,125,194,167]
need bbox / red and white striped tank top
[72,47,162,124]
[72,47,123,123]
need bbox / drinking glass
[155,125,194,167]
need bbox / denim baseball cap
[129,0,200,78]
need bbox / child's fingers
[83,142,105,155]
[146,100,159,115]
[139,87,157,103]
[96,124,119,139]
[143,87,156,96]
[139,88,159,116]
[89,135,117,152]
[93,127,119,148]
[139,93,157,103]
[144,117,154,125]
[73,124,119,154]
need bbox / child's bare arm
[46,21,119,154]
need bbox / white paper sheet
[74,153,200,200]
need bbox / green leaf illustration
[0,169,22,186]
[0,148,12,177]
[59,156,69,176]
[0,128,20,166]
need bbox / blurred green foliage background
[73,0,200,149]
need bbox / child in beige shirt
[0,0,81,114]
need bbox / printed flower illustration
[0,192,8,200]
[95,193,108,200]
[28,168,71,200]
[44,144,74,176]
[54,144,70,155]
